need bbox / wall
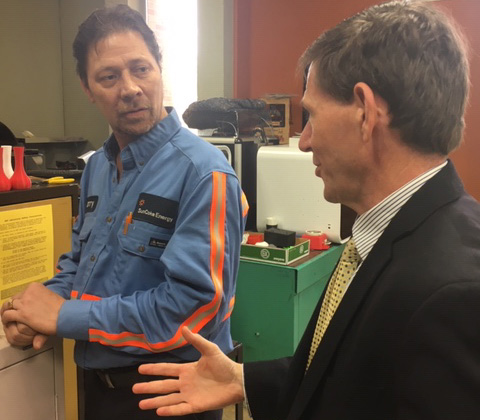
[0,1,110,148]
[0,0,65,138]
[198,0,234,100]
[444,0,480,200]
[234,0,480,200]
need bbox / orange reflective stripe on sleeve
[241,191,249,218]
[81,293,102,301]
[70,290,102,301]
[222,296,235,322]
[88,171,228,352]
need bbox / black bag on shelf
[182,97,270,136]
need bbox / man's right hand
[1,320,36,347]
[1,298,48,349]
[133,327,245,417]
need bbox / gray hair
[299,1,470,155]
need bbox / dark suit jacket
[245,161,480,420]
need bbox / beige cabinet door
[1,349,58,420]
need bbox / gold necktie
[306,239,361,370]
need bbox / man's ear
[353,82,383,143]
[81,79,95,103]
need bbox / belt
[94,365,171,389]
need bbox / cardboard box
[262,95,291,144]
[240,237,310,265]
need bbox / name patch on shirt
[86,196,98,213]
[149,237,169,249]
[133,193,178,229]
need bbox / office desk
[231,246,343,362]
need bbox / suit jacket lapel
[285,161,464,420]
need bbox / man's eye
[135,66,150,75]
[102,74,116,81]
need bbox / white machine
[256,137,354,243]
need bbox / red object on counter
[302,232,330,250]
[10,146,31,190]
[0,147,11,192]
[246,233,264,245]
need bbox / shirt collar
[103,107,182,171]
[352,160,447,262]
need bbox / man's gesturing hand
[133,327,245,417]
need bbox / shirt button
[112,177,115,183]
[138,245,145,253]
[90,255,96,262]
[139,161,145,166]
[106,216,112,223]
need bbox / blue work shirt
[46,109,248,369]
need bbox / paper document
[0,205,54,303]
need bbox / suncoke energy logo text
[132,192,179,229]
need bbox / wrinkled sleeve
[44,167,91,299]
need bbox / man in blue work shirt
[1,5,247,420]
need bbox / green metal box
[231,245,343,362]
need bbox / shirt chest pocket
[117,221,172,260]
[78,215,95,244]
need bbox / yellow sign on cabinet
[0,205,54,303]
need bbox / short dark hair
[73,4,161,86]
[299,1,470,155]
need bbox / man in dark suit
[132,2,480,419]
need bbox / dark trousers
[81,367,223,420]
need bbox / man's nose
[298,121,312,152]
[120,74,141,99]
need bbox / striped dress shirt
[349,160,447,287]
